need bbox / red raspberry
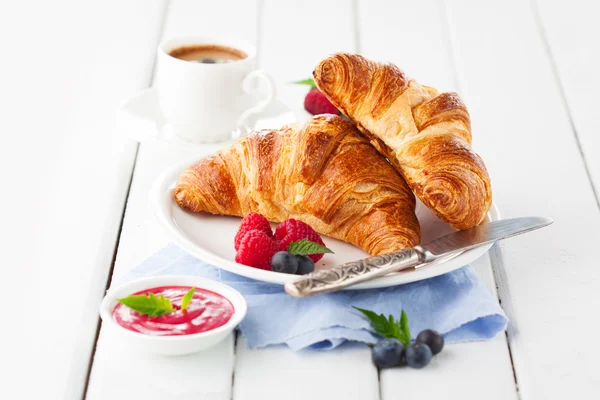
[274,219,326,262]
[234,212,273,251]
[304,88,340,116]
[235,230,277,270]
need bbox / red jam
[112,285,234,336]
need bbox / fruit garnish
[291,78,317,88]
[355,307,445,370]
[270,251,318,275]
[274,219,327,262]
[304,88,340,115]
[415,329,444,355]
[117,286,197,317]
[405,343,432,369]
[235,229,277,270]
[353,307,411,348]
[270,251,299,274]
[288,238,333,256]
[234,212,273,251]
[372,338,404,369]
[180,286,196,311]
[117,292,174,318]
[295,255,315,275]
[292,77,340,115]
[234,214,332,271]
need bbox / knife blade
[284,216,553,297]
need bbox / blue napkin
[119,244,507,351]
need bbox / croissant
[314,53,492,230]
[173,114,420,255]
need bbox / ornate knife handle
[284,247,425,297]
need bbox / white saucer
[117,87,296,151]
[150,160,501,290]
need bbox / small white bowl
[99,275,247,356]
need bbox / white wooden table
[6,0,600,399]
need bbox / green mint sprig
[118,287,196,317]
[288,239,333,256]
[353,307,411,347]
[291,78,317,88]
[181,287,196,311]
[118,293,174,317]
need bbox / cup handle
[236,69,276,133]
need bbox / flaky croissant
[314,53,492,230]
[174,114,420,255]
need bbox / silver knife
[285,216,553,297]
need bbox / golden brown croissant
[173,114,420,255]
[314,53,492,230]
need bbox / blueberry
[416,329,444,355]
[371,338,404,369]
[270,251,298,274]
[405,343,432,369]
[295,255,315,275]
[398,349,408,366]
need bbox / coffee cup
[155,36,275,143]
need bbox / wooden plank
[85,1,259,399]
[358,1,517,398]
[445,0,600,398]
[1,1,167,399]
[231,2,379,400]
[89,329,235,400]
[534,0,600,204]
[234,337,378,400]
[380,256,516,399]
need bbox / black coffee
[168,44,247,64]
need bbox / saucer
[117,87,296,151]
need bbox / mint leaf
[353,307,396,338]
[288,239,333,256]
[118,292,174,317]
[291,78,317,88]
[400,310,410,344]
[353,306,411,347]
[181,287,196,311]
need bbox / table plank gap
[444,0,600,397]
[9,1,170,398]
[489,245,521,396]
[438,0,462,92]
[85,2,260,399]
[351,0,361,54]
[80,142,140,398]
[358,1,517,398]
[232,2,379,399]
[230,0,264,394]
[80,1,173,395]
[255,0,265,65]
[530,0,600,211]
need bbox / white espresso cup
[155,36,275,143]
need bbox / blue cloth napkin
[120,244,507,351]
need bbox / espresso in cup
[156,36,275,143]
[168,44,247,64]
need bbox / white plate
[150,161,500,290]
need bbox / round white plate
[150,161,500,290]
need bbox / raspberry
[304,88,340,116]
[235,230,277,270]
[274,219,326,262]
[234,212,273,251]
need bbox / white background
[3,0,599,399]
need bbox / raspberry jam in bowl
[100,276,247,355]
